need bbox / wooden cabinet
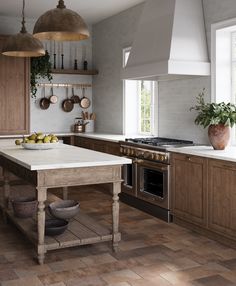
[171,153,207,226]
[0,35,29,135]
[171,153,236,245]
[208,159,236,238]
[75,136,120,156]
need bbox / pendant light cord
[20,0,27,33]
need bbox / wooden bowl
[49,200,80,220]
[45,219,68,236]
[12,197,37,218]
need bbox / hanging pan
[71,87,80,104]
[49,86,58,104]
[39,85,50,110]
[79,87,91,109]
[62,86,74,112]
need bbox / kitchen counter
[0,133,153,143]
[0,143,131,170]
[169,145,236,162]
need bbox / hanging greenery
[30,51,53,98]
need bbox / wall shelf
[38,83,92,88]
[51,69,98,75]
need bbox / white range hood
[121,0,210,81]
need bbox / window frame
[211,18,236,145]
[122,47,156,136]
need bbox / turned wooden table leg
[3,169,11,223]
[37,187,47,265]
[112,181,121,252]
[62,187,68,200]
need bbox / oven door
[137,159,169,209]
[122,157,137,197]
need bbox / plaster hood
[121,0,210,81]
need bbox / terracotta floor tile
[0,269,18,282]
[101,269,142,284]
[0,186,236,286]
[1,276,44,286]
[192,274,235,286]
[80,253,117,266]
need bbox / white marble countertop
[74,133,131,142]
[0,143,131,171]
[0,133,153,143]
[168,145,236,163]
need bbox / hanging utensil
[39,85,50,110]
[62,86,74,112]
[71,87,80,104]
[79,87,91,109]
[49,86,58,104]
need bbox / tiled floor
[1,185,236,285]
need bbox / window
[212,19,236,144]
[123,48,156,135]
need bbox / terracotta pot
[208,124,230,150]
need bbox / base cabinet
[171,153,236,245]
[75,137,120,156]
[208,159,236,237]
[171,153,207,226]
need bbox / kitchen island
[0,143,131,264]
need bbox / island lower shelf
[5,194,117,252]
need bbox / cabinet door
[75,137,94,149]
[0,35,29,135]
[171,153,207,226]
[208,159,236,237]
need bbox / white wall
[92,4,144,134]
[0,15,93,133]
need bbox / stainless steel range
[119,137,194,222]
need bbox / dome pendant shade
[2,32,45,57]
[2,0,45,58]
[33,0,90,41]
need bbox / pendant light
[2,0,45,57]
[33,0,90,41]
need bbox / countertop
[169,145,236,163]
[0,133,153,143]
[0,143,131,171]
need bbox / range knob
[154,154,160,161]
[130,149,135,156]
[136,150,144,158]
[143,152,150,159]
[126,148,131,156]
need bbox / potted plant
[30,50,53,98]
[190,89,236,150]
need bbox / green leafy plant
[30,51,53,98]
[190,88,236,128]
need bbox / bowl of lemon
[15,133,59,150]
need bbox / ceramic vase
[208,124,230,150]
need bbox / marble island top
[0,143,131,171]
[168,145,236,163]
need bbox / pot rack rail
[38,83,92,88]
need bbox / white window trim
[211,18,236,145]
[211,17,236,103]
[122,47,157,136]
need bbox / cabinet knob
[186,156,191,161]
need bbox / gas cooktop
[124,137,194,148]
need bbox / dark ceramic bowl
[45,219,68,236]
[48,200,80,220]
[12,197,37,218]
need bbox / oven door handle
[134,159,168,172]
